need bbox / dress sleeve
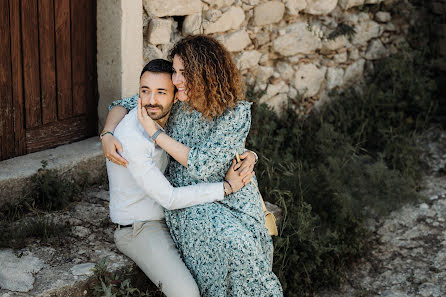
[187,101,252,180]
[108,94,139,111]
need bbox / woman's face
[172,55,189,102]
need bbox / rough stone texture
[254,66,274,83]
[273,22,322,56]
[217,30,251,52]
[276,61,295,81]
[365,38,387,60]
[375,11,392,22]
[352,19,382,46]
[236,50,262,70]
[321,35,349,53]
[344,58,365,85]
[339,0,365,10]
[147,18,172,45]
[0,137,105,209]
[143,0,202,17]
[252,1,285,26]
[0,186,133,297]
[318,127,446,297]
[319,178,446,297]
[203,7,245,34]
[326,67,345,89]
[285,0,307,15]
[261,93,289,114]
[293,64,326,97]
[202,0,234,8]
[0,250,45,292]
[143,44,163,63]
[183,14,203,35]
[259,80,288,103]
[304,0,338,15]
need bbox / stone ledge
[0,138,106,209]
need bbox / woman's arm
[101,94,139,167]
[138,99,256,183]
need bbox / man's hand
[225,159,255,194]
[102,134,128,167]
[232,151,256,182]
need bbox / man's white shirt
[107,109,224,225]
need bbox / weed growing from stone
[0,215,67,249]
[88,258,164,297]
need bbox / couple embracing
[102,35,283,297]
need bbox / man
[104,59,251,297]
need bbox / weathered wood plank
[9,0,26,156]
[85,0,98,135]
[71,0,88,116]
[0,0,15,160]
[55,0,72,120]
[39,0,57,124]
[25,116,89,153]
[21,0,42,129]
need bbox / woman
[107,35,282,296]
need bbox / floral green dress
[110,96,283,297]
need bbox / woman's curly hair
[169,35,244,119]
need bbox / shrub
[247,37,437,295]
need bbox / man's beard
[144,104,170,120]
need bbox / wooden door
[0,0,97,161]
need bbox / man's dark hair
[140,59,173,78]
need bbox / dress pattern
[110,96,283,297]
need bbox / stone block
[252,1,285,26]
[285,0,307,15]
[143,44,163,63]
[217,30,251,52]
[147,18,172,45]
[339,0,365,10]
[0,250,44,292]
[364,38,387,60]
[273,22,322,56]
[183,14,203,35]
[293,64,326,97]
[202,0,235,8]
[143,0,202,17]
[375,11,391,23]
[254,66,274,83]
[203,7,245,34]
[326,67,344,89]
[352,20,382,46]
[276,61,295,81]
[304,0,338,15]
[236,50,262,70]
[343,58,365,85]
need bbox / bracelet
[151,129,163,142]
[223,183,231,196]
[224,179,233,194]
[249,150,259,164]
[100,130,113,140]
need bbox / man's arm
[121,132,246,210]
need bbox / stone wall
[142,0,410,114]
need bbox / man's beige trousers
[114,220,200,297]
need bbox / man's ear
[173,92,179,103]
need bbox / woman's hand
[233,151,257,182]
[101,134,128,167]
[225,160,255,194]
[137,98,158,137]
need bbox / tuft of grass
[88,258,164,297]
[0,216,67,249]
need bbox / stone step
[0,137,105,210]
